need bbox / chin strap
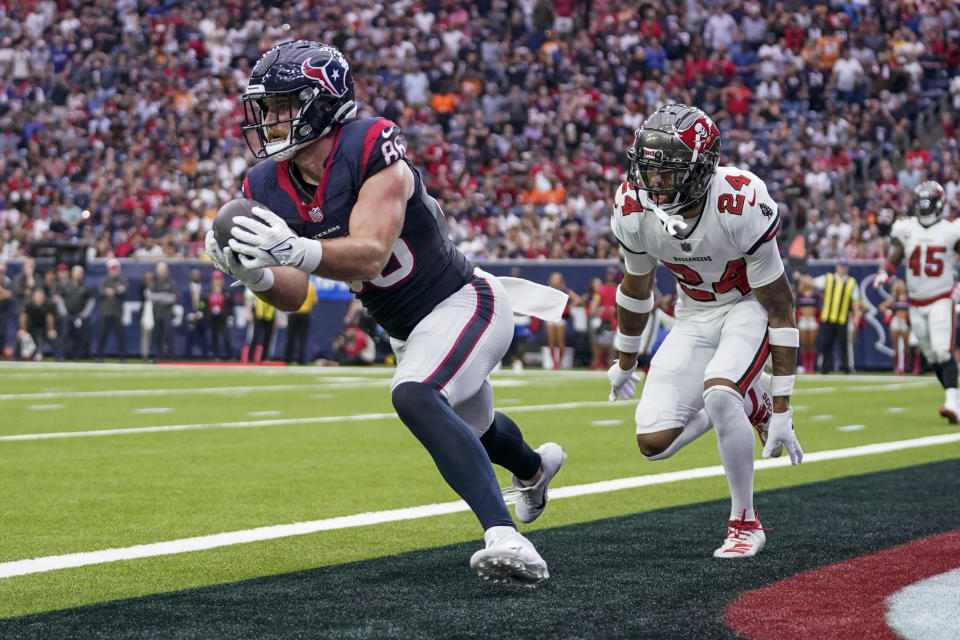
[638,189,689,237]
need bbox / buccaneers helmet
[911,180,945,227]
[241,40,358,161]
[626,104,721,215]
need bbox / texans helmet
[911,180,945,227]
[241,40,358,161]
[626,104,721,215]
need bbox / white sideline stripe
[0,377,930,402]
[0,382,389,401]
[0,378,942,441]
[2,432,959,580]
[0,400,639,441]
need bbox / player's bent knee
[636,429,682,459]
[391,381,443,423]
[702,384,744,430]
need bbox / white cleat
[469,526,548,586]
[713,510,767,558]
[504,442,567,523]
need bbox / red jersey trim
[909,290,952,307]
[273,127,344,222]
[361,119,398,177]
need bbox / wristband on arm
[770,374,796,396]
[616,284,654,314]
[245,268,275,292]
[768,327,800,348]
[294,238,324,274]
[614,330,644,353]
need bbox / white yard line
[0,382,392,401]
[0,378,940,440]
[0,400,638,441]
[1,432,958,580]
[798,381,934,394]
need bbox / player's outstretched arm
[607,268,655,402]
[753,271,803,464]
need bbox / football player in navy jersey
[205,40,567,584]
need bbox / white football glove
[873,268,889,289]
[607,360,643,402]
[228,206,323,274]
[205,229,270,290]
[763,408,803,465]
[205,229,231,273]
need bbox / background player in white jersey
[607,104,803,558]
[875,180,960,422]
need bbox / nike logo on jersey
[381,126,395,139]
[748,190,756,207]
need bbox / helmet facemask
[242,86,327,161]
[627,153,713,215]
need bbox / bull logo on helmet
[676,116,719,155]
[301,49,350,97]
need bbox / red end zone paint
[725,529,960,639]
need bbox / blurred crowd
[0,0,959,265]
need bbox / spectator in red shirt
[588,267,620,370]
[639,8,663,40]
[904,139,932,170]
[724,77,753,121]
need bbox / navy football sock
[941,358,958,389]
[934,362,946,387]
[391,382,514,530]
[480,412,541,481]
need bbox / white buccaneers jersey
[890,217,960,300]
[611,166,784,319]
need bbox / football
[213,198,269,250]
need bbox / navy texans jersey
[241,117,474,339]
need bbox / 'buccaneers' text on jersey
[611,166,784,319]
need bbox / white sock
[643,408,714,461]
[948,388,959,406]
[703,385,756,521]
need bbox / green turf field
[1,362,958,635]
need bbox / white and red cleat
[713,510,767,558]
[939,405,958,424]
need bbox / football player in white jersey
[607,104,803,558]
[875,180,960,422]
